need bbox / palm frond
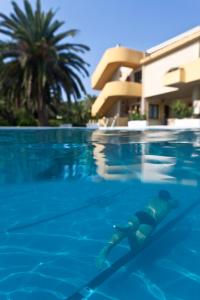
[0,0,90,125]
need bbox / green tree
[0,0,90,125]
[54,94,96,126]
[74,94,96,125]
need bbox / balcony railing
[91,47,144,90]
[91,81,142,117]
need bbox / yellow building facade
[91,27,200,127]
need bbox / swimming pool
[0,129,200,300]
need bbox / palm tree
[0,0,90,125]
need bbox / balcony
[91,81,142,117]
[164,67,185,87]
[91,47,144,90]
[183,58,200,83]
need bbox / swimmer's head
[158,190,179,209]
[158,190,171,201]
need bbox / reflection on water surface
[0,129,200,185]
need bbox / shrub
[15,109,38,126]
[17,117,38,126]
[48,119,62,127]
[129,112,146,121]
[0,118,10,126]
[171,100,193,119]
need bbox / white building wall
[143,41,200,98]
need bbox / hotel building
[91,27,200,127]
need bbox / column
[192,86,200,115]
[140,96,145,115]
[116,100,121,116]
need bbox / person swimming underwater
[97,190,179,268]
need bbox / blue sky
[1,0,200,96]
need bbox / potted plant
[168,100,200,128]
[128,112,147,129]
[171,100,192,119]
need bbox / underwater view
[0,129,200,300]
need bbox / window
[149,104,159,119]
[134,70,142,83]
[121,101,129,116]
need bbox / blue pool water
[0,129,200,300]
